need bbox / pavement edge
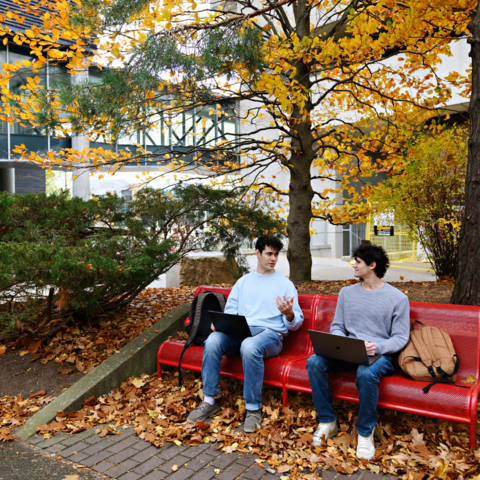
[18,302,191,439]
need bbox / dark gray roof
[0,0,95,48]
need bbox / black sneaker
[186,401,219,423]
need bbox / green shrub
[0,185,284,338]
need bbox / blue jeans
[202,327,283,411]
[306,354,395,437]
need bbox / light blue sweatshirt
[225,270,304,336]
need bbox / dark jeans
[306,354,395,436]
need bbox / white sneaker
[312,419,338,447]
[356,431,375,460]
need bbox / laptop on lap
[308,330,380,366]
[208,311,253,340]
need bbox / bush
[0,185,284,338]
[372,127,467,278]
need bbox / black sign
[374,225,394,236]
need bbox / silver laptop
[308,330,380,366]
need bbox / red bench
[157,286,480,448]
[157,286,319,397]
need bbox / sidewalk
[148,257,435,289]
[19,425,396,480]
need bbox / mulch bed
[295,279,454,304]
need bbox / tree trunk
[286,0,315,282]
[287,158,314,281]
[451,7,480,305]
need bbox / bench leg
[158,363,162,379]
[282,388,288,405]
[469,386,480,449]
[469,422,477,449]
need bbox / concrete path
[148,255,435,288]
[0,437,105,480]
[25,426,394,480]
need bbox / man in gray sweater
[307,244,410,461]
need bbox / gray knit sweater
[330,282,410,355]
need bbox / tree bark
[286,0,315,282]
[287,153,314,281]
[451,6,480,305]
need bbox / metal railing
[365,215,417,261]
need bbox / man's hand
[211,323,216,332]
[276,295,294,321]
[365,341,376,356]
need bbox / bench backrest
[314,295,480,381]
[281,293,316,357]
[194,286,317,357]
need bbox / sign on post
[374,225,394,236]
[373,210,395,237]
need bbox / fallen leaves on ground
[34,371,480,479]
[4,287,196,375]
[295,279,455,304]
[1,287,198,439]
[0,390,55,440]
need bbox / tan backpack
[398,321,462,393]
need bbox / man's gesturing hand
[276,295,294,321]
[365,342,376,356]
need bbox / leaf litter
[31,370,480,479]
[2,283,478,479]
[0,287,196,437]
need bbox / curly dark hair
[255,235,284,254]
[351,244,390,279]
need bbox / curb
[18,302,191,439]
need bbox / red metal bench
[157,286,480,448]
[157,286,319,401]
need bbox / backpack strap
[436,355,467,387]
[405,327,468,392]
[409,329,438,393]
[177,292,226,386]
[213,293,226,312]
[425,328,466,388]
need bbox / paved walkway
[0,437,104,480]
[25,426,394,480]
[148,256,435,288]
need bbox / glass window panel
[162,115,171,146]
[90,141,114,151]
[88,69,103,84]
[220,117,236,140]
[0,46,7,141]
[118,132,138,145]
[0,135,7,159]
[145,114,161,146]
[8,45,47,136]
[197,108,215,146]
[49,64,72,138]
[10,134,48,158]
[171,113,184,146]
[50,136,71,152]
[183,111,194,146]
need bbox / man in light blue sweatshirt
[307,244,410,461]
[187,234,304,432]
